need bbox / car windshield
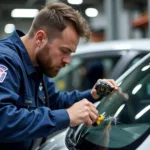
[72,53,150,150]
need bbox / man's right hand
[66,99,99,127]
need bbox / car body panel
[38,129,68,150]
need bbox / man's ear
[35,30,47,47]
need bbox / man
[0,2,118,150]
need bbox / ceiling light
[85,8,98,17]
[67,0,83,5]
[11,9,39,18]
[4,24,15,34]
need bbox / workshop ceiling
[0,0,148,37]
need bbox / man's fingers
[87,101,99,117]
[90,105,99,117]
[86,102,98,125]
[89,111,98,123]
[102,79,119,90]
[108,79,119,90]
[66,99,99,127]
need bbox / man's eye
[62,49,69,54]
[62,50,67,54]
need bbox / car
[39,52,150,150]
[53,39,150,92]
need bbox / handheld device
[95,81,113,97]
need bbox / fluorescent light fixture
[85,8,98,17]
[67,0,83,5]
[11,9,39,18]
[4,24,15,34]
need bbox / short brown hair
[28,2,90,40]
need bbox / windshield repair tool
[92,112,106,126]
[95,80,113,97]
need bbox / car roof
[73,39,150,56]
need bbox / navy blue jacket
[0,30,96,150]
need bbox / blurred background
[0,0,150,42]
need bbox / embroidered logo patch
[0,64,8,83]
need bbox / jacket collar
[10,29,36,75]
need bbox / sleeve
[45,77,97,110]
[0,52,70,142]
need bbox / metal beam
[104,0,123,40]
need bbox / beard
[39,64,59,77]
[36,48,60,78]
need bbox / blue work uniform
[0,30,96,150]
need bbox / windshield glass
[74,53,150,150]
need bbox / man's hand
[66,99,99,127]
[91,79,119,100]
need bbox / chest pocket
[17,95,36,111]
[38,91,46,106]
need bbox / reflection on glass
[135,105,150,120]
[114,104,126,118]
[118,81,123,86]
[141,64,150,71]
[132,84,142,95]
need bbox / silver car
[39,52,150,150]
[53,39,150,91]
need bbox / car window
[71,54,150,150]
[123,53,147,74]
[53,55,120,91]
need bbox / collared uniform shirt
[0,30,96,150]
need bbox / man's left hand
[90,79,119,100]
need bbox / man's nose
[62,55,71,65]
